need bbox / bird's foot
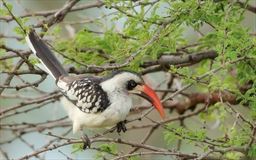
[116,120,127,133]
[81,134,91,149]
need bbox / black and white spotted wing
[60,77,110,113]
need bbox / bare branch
[236,0,256,14]
[0,1,104,22]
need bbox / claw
[81,134,91,149]
[116,121,127,133]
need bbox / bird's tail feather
[25,31,68,80]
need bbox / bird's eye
[127,80,137,90]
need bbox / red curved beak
[142,84,165,119]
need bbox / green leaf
[248,144,256,158]
[13,26,26,36]
[224,152,243,160]
[0,48,5,56]
[164,129,176,145]
[95,143,117,159]
[0,8,9,16]
[98,143,117,155]
[29,57,40,65]
[71,143,84,153]
[5,2,13,11]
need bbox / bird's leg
[80,130,91,149]
[116,120,127,133]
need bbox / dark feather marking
[64,77,110,113]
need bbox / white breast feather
[61,92,132,133]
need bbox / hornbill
[25,30,165,135]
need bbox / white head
[100,71,165,118]
[100,71,143,93]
